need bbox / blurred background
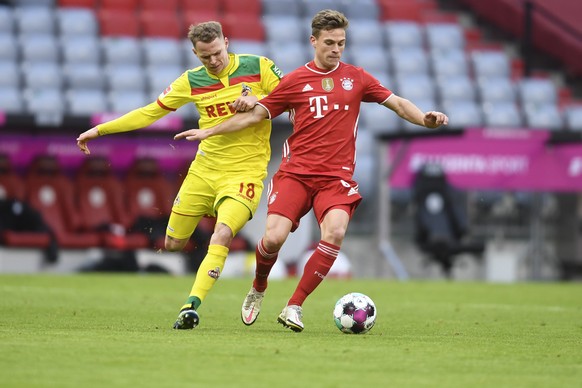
[0,0,581,282]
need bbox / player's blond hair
[311,9,349,38]
[188,21,224,46]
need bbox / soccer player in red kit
[175,9,449,332]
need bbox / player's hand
[423,111,449,128]
[174,128,210,142]
[229,96,258,112]
[76,127,100,155]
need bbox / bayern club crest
[341,78,354,91]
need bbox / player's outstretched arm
[76,127,100,155]
[174,104,269,142]
[383,95,448,129]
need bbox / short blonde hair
[187,21,224,46]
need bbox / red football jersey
[257,61,392,179]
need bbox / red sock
[253,238,278,292]
[288,241,340,306]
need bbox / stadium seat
[425,23,465,52]
[564,104,582,131]
[441,99,483,128]
[60,35,101,64]
[75,157,149,249]
[145,64,182,96]
[267,41,310,74]
[21,62,63,91]
[228,40,269,57]
[63,63,105,90]
[141,0,179,12]
[19,34,60,63]
[342,0,379,20]
[182,10,222,28]
[477,76,516,103]
[56,7,98,36]
[261,0,302,17]
[123,158,175,248]
[0,61,20,88]
[140,11,183,39]
[101,37,143,65]
[263,16,304,44]
[14,0,56,6]
[107,90,148,113]
[522,104,564,131]
[179,0,219,14]
[436,74,476,102]
[301,0,339,17]
[142,38,183,67]
[390,47,429,75]
[223,0,262,17]
[359,102,400,135]
[57,0,98,8]
[100,0,139,11]
[471,50,511,79]
[104,63,146,92]
[347,20,384,47]
[349,45,390,73]
[222,14,265,42]
[24,155,101,248]
[430,48,469,77]
[98,10,140,37]
[395,74,436,101]
[0,154,25,201]
[0,6,15,34]
[384,21,423,48]
[14,6,56,35]
[66,89,108,116]
[379,1,423,22]
[0,87,25,114]
[23,88,65,119]
[0,34,17,61]
[517,78,558,106]
[482,101,523,127]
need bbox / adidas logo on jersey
[302,84,313,92]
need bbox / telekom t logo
[309,95,328,118]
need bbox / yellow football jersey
[158,53,282,173]
[97,53,282,174]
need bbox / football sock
[183,244,229,310]
[288,240,340,306]
[253,238,279,293]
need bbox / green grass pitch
[0,274,580,388]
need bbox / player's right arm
[174,104,269,142]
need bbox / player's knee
[209,223,233,246]
[165,236,188,252]
[262,232,286,252]
[322,224,347,245]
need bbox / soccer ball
[333,292,377,334]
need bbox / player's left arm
[229,57,283,113]
[383,95,448,128]
[174,104,269,142]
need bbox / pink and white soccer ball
[333,292,377,334]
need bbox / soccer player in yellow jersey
[76,21,283,330]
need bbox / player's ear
[309,35,316,47]
[224,36,229,49]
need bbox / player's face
[193,37,230,75]
[311,28,346,70]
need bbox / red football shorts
[266,170,362,231]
